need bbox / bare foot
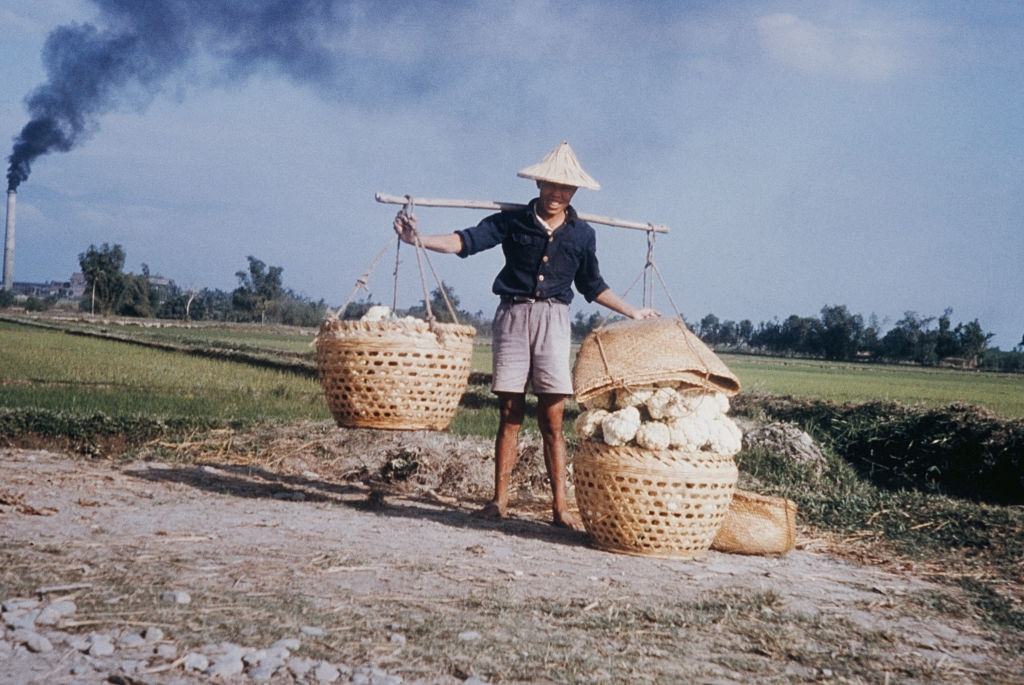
[553,510,584,532]
[474,501,507,520]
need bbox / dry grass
[131,421,552,505]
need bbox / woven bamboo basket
[315,318,476,430]
[573,440,738,559]
[573,317,740,406]
[711,490,798,556]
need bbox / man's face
[536,181,578,217]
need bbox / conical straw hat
[517,141,601,191]
[572,317,741,404]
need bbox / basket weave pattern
[573,441,738,559]
[573,318,740,406]
[315,320,476,431]
[711,490,797,556]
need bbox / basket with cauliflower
[316,306,476,430]
[570,317,743,559]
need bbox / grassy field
[3,317,1022,428]
[104,322,316,354]
[48,318,318,356]
[722,353,1024,418]
[0,321,328,422]
[475,343,1024,418]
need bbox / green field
[2,319,1022,429]
[475,343,1024,418]
[60,319,317,356]
[0,322,328,421]
[722,353,1024,417]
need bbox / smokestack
[3,190,14,291]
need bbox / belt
[501,295,567,305]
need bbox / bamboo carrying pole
[375,193,669,234]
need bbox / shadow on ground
[128,462,587,549]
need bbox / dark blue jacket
[455,199,610,304]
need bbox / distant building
[9,271,176,302]
[146,274,178,298]
[11,280,74,299]
[69,272,87,298]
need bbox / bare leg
[537,394,582,530]
[479,392,525,518]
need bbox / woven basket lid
[572,317,740,403]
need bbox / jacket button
[542,255,549,263]
[538,275,545,282]
[535,290,542,297]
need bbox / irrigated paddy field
[2,318,1022,426]
[721,352,1024,417]
[0,321,328,421]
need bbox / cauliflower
[635,421,671,450]
[615,388,653,409]
[578,383,740,452]
[719,416,743,455]
[674,393,700,415]
[667,416,693,451]
[695,394,723,421]
[691,416,714,450]
[601,406,641,446]
[665,416,704,452]
[360,305,393,322]
[706,416,743,456]
[646,387,684,420]
[583,391,614,411]
[574,409,609,441]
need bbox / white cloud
[755,12,913,81]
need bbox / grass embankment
[735,440,1024,631]
[80,319,317,356]
[732,396,1024,632]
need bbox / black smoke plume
[6,0,345,191]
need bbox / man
[393,142,657,529]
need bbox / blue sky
[1,0,1021,348]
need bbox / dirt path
[1,448,1019,684]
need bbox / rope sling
[333,196,461,326]
[315,197,476,432]
[588,226,716,395]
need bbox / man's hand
[393,211,418,245]
[632,308,660,320]
[390,214,463,254]
[594,289,660,321]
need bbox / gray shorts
[491,300,573,396]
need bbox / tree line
[685,305,1023,372]
[5,242,1021,372]
[74,243,328,326]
